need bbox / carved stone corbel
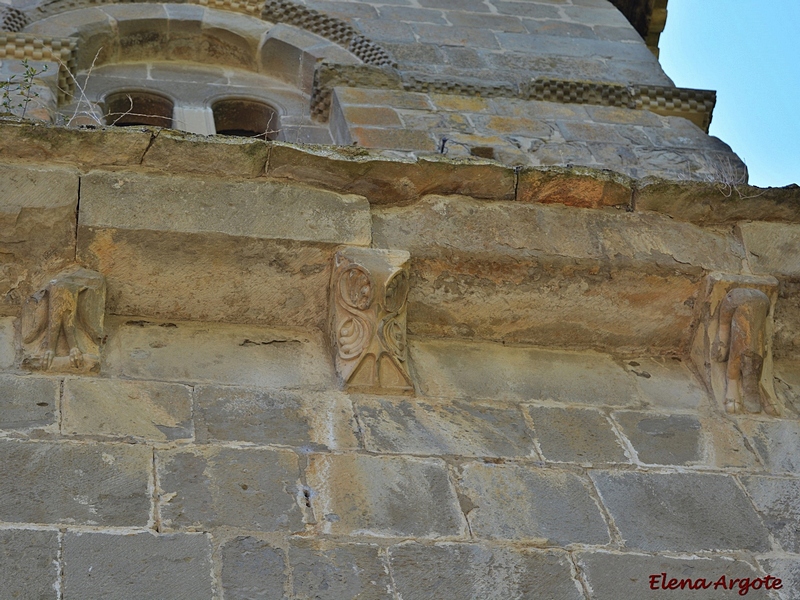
[690,272,779,416]
[329,247,413,393]
[20,266,105,373]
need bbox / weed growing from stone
[0,59,48,118]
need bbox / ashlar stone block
[623,356,707,410]
[329,247,413,393]
[411,339,638,406]
[157,446,305,532]
[457,462,609,545]
[306,453,466,538]
[62,378,192,441]
[289,540,393,600]
[740,419,800,475]
[0,439,151,526]
[0,374,59,432]
[691,272,781,416]
[221,537,287,600]
[612,411,702,466]
[63,532,213,600]
[742,476,800,553]
[390,543,583,600]
[355,396,537,458]
[103,317,334,389]
[0,529,58,600]
[590,471,770,552]
[194,386,358,449]
[526,405,627,464]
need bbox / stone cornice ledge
[312,64,717,133]
[0,118,797,225]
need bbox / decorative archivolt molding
[261,0,392,66]
[0,32,76,103]
[0,6,29,31]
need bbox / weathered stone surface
[740,419,800,474]
[103,317,334,389]
[79,170,371,245]
[411,339,638,406]
[757,558,798,600]
[221,537,286,600]
[141,129,270,178]
[775,359,800,416]
[195,386,358,449]
[457,463,609,545]
[0,162,78,316]
[375,196,740,350]
[775,282,800,361]
[0,374,58,431]
[517,166,633,208]
[355,396,536,458]
[527,406,627,463]
[267,143,516,205]
[0,439,151,525]
[623,356,707,409]
[0,120,153,168]
[306,453,466,538]
[0,317,15,368]
[158,446,304,532]
[578,551,776,600]
[739,222,800,278]
[289,540,393,600]
[390,543,583,600]
[78,229,334,328]
[374,195,741,271]
[612,411,702,465]
[635,179,800,225]
[591,471,770,552]
[0,529,58,600]
[742,476,800,553]
[62,532,213,600]
[702,417,761,469]
[62,378,193,441]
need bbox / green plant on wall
[1,59,48,118]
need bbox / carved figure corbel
[329,247,413,393]
[20,266,105,373]
[691,272,779,416]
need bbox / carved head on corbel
[20,266,105,373]
[690,272,779,416]
[329,247,413,394]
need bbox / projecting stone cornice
[312,63,717,132]
[0,118,797,225]
[609,0,668,56]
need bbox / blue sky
[658,0,800,187]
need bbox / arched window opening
[105,91,174,128]
[212,99,278,140]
